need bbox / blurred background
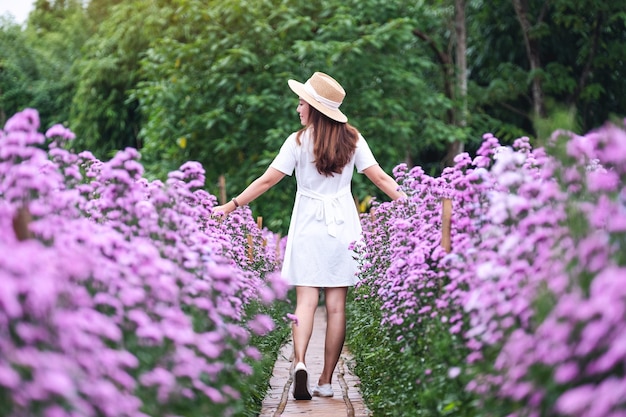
[1,0,625,234]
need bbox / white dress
[270,128,378,287]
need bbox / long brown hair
[296,105,359,176]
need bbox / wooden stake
[247,234,254,262]
[218,175,226,205]
[12,206,33,241]
[441,198,452,253]
[275,233,282,258]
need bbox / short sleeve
[354,134,378,173]
[270,133,298,176]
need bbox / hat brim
[288,79,348,123]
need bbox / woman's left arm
[363,164,406,200]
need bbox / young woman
[212,72,405,400]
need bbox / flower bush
[0,109,289,417]
[348,120,626,416]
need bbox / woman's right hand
[211,203,234,217]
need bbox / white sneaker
[292,362,312,400]
[312,383,334,397]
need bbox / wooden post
[12,206,33,241]
[275,233,282,258]
[441,198,452,253]
[256,217,268,248]
[247,234,254,262]
[218,175,227,205]
[246,218,264,262]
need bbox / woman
[213,72,405,400]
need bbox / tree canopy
[1,0,624,233]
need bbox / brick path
[259,307,371,417]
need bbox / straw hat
[288,72,348,123]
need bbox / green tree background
[1,0,624,234]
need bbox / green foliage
[0,20,37,126]
[237,290,295,417]
[347,287,477,416]
[0,1,88,130]
[533,102,580,144]
[133,0,461,234]
[132,0,310,232]
[468,0,626,137]
[70,0,171,160]
[2,0,625,235]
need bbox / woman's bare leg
[318,286,348,385]
[292,286,319,364]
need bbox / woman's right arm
[362,164,406,200]
[212,167,285,215]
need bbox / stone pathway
[259,307,371,417]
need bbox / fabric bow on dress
[297,187,350,237]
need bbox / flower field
[348,120,626,416]
[0,109,291,417]
[3,107,626,417]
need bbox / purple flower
[554,362,578,384]
[39,369,74,397]
[140,368,175,403]
[286,313,299,326]
[587,170,620,192]
[3,108,40,133]
[0,364,20,389]
[45,124,76,142]
[593,123,626,167]
[555,385,595,415]
[448,367,461,378]
[247,314,275,336]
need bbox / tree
[454,0,468,156]
[468,0,626,139]
[548,0,626,132]
[4,0,624,235]
[26,0,91,128]
[0,1,88,130]
[70,0,171,159]
[0,19,38,126]
[512,0,547,120]
[413,0,472,166]
[134,0,461,232]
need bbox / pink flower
[244,346,262,361]
[0,364,20,389]
[140,368,175,403]
[587,170,620,192]
[247,314,274,336]
[197,339,222,359]
[554,362,578,384]
[45,124,76,141]
[593,124,626,167]
[4,108,40,133]
[0,275,22,318]
[40,369,74,397]
[286,313,299,326]
[448,367,461,378]
[555,385,595,415]
[202,385,225,403]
